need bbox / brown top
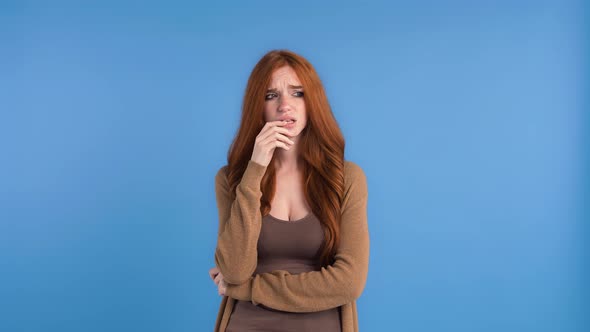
[225,212,341,331]
[213,160,369,332]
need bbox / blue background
[1,0,587,331]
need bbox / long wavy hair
[225,49,345,267]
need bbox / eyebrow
[266,85,304,92]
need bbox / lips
[279,117,296,123]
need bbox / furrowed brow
[266,85,303,92]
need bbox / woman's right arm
[215,120,294,285]
[214,160,268,285]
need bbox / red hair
[225,49,345,267]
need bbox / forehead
[269,66,301,87]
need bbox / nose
[277,95,292,113]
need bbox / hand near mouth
[250,120,296,167]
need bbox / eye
[293,91,304,97]
[265,93,277,101]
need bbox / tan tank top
[225,212,342,332]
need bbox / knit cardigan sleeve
[224,161,370,313]
[214,160,267,285]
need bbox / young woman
[209,49,369,332]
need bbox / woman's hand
[209,266,228,296]
[251,120,295,167]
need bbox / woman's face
[263,66,307,137]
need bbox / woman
[209,49,369,332]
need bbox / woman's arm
[224,162,369,312]
[214,160,267,285]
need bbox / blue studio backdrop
[1,1,587,331]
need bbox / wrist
[225,278,253,301]
[241,160,267,188]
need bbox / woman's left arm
[225,162,369,313]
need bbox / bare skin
[250,120,296,167]
[211,66,310,295]
[258,65,311,222]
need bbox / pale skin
[210,65,310,296]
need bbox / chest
[268,172,311,222]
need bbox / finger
[210,271,219,281]
[266,119,290,128]
[260,134,295,150]
[275,132,296,145]
[257,120,280,137]
[270,123,294,137]
[258,120,293,139]
[208,267,219,280]
[214,273,223,286]
[270,140,291,151]
[260,137,291,152]
[259,124,295,141]
[261,129,296,146]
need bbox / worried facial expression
[264,66,307,136]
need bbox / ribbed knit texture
[213,159,369,332]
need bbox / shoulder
[215,165,229,185]
[344,160,367,185]
[216,165,228,176]
[343,160,368,196]
[341,160,368,211]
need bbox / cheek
[299,104,307,123]
[297,112,307,130]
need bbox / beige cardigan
[213,159,369,332]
